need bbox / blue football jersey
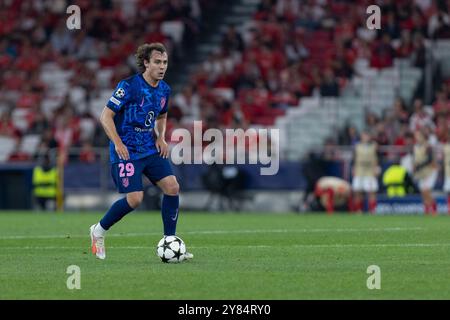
[106,74,171,163]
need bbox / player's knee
[127,192,144,208]
[165,181,180,196]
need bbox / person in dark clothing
[202,164,247,211]
[300,151,328,212]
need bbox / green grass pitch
[1,211,450,299]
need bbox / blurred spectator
[79,140,96,163]
[29,111,50,135]
[285,34,309,64]
[300,151,327,212]
[409,99,435,132]
[0,110,21,138]
[423,124,438,146]
[370,33,395,69]
[222,102,249,128]
[435,114,449,142]
[36,128,59,158]
[396,30,414,58]
[412,32,427,68]
[173,85,201,121]
[392,98,410,124]
[338,124,359,146]
[374,122,390,147]
[50,20,72,54]
[382,161,419,197]
[432,90,450,116]
[78,109,97,143]
[8,137,30,162]
[32,153,58,211]
[365,111,380,137]
[319,69,340,97]
[222,25,245,53]
[393,123,411,152]
[201,162,247,211]
[385,11,401,39]
[428,9,450,38]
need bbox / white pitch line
[1,242,450,250]
[0,227,424,240]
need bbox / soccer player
[413,130,437,215]
[351,131,380,214]
[89,43,193,260]
[314,176,351,214]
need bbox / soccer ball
[156,235,186,263]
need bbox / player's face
[145,51,168,80]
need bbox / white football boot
[184,251,194,260]
[90,224,106,260]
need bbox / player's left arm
[155,112,169,159]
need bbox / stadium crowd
[0,0,214,162]
[1,0,450,163]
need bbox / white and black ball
[156,236,186,263]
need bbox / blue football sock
[100,197,134,230]
[162,195,179,236]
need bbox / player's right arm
[100,107,129,161]
[103,80,133,161]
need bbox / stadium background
[1,0,450,214]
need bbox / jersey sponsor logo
[109,96,121,106]
[145,111,155,127]
[115,88,125,98]
[134,127,151,132]
[160,97,166,110]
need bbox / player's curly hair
[135,43,167,73]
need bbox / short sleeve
[159,95,169,114]
[159,86,171,115]
[106,80,132,113]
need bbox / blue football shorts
[111,153,174,193]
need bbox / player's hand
[115,142,130,160]
[156,137,169,159]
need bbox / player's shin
[99,197,135,231]
[161,195,179,236]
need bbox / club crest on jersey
[160,97,166,110]
[115,88,125,99]
[122,177,129,188]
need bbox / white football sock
[93,223,106,237]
